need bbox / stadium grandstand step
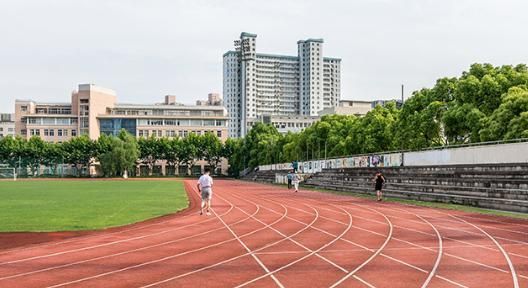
[246,163,528,213]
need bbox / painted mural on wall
[260,152,402,172]
[259,142,528,173]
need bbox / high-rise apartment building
[224,32,341,137]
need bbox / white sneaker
[206,211,211,216]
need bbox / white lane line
[0,199,251,281]
[46,188,288,288]
[354,275,376,288]
[459,215,528,230]
[394,209,443,288]
[449,215,519,288]
[329,204,393,288]
[233,205,354,288]
[254,191,449,288]
[0,182,234,266]
[0,180,200,257]
[250,242,528,255]
[436,275,469,288]
[280,197,466,288]
[375,205,528,246]
[241,183,472,287]
[381,253,427,273]
[138,195,321,287]
[230,194,349,274]
[339,204,525,276]
[209,204,284,288]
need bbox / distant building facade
[224,32,341,137]
[372,99,403,108]
[14,84,229,174]
[196,93,223,106]
[251,115,320,134]
[0,113,15,138]
[319,100,373,116]
[15,84,228,142]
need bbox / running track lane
[0,180,527,287]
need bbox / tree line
[228,63,528,174]
[0,130,232,177]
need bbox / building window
[44,129,49,136]
[217,130,222,137]
[58,129,63,137]
[49,129,55,136]
[72,129,77,137]
[21,106,28,112]
[64,130,68,137]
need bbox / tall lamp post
[324,140,328,161]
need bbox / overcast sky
[1,0,527,112]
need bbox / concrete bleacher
[302,164,528,213]
[243,169,289,184]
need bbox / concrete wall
[404,142,528,166]
[260,141,528,171]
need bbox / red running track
[0,179,527,288]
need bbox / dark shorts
[201,187,212,200]
[375,184,383,191]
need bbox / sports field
[0,180,188,232]
[0,179,526,287]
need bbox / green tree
[162,137,182,176]
[0,136,24,168]
[42,142,65,175]
[62,135,96,176]
[480,87,528,141]
[98,131,139,177]
[201,132,224,174]
[21,136,46,176]
[138,136,163,176]
[178,133,201,175]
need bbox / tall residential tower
[224,32,341,137]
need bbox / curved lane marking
[138,190,321,288]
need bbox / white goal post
[0,167,16,181]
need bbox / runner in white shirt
[196,168,213,216]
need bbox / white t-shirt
[198,174,213,189]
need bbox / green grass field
[0,180,188,232]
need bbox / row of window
[110,109,223,117]
[35,107,73,115]
[29,129,77,137]
[138,129,223,138]
[27,117,78,125]
[137,119,226,127]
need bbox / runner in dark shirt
[373,171,386,201]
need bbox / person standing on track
[197,168,213,216]
[287,170,293,189]
[292,171,301,193]
[373,170,386,201]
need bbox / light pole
[325,140,328,161]
[401,83,405,166]
[318,141,321,159]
